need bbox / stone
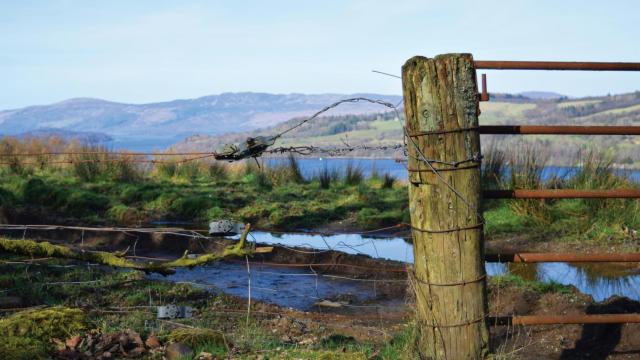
[66,335,82,349]
[166,342,194,360]
[127,330,144,347]
[196,352,215,360]
[145,335,161,349]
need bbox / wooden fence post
[402,54,489,359]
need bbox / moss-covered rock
[0,306,89,341]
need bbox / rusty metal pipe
[479,125,640,135]
[485,252,640,263]
[489,314,640,326]
[479,74,489,101]
[484,189,640,199]
[475,61,640,71]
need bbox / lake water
[264,158,640,182]
[156,232,640,309]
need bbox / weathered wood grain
[402,54,489,359]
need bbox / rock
[65,335,82,349]
[314,299,343,308]
[196,352,215,360]
[166,342,194,360]
[128,346,146,357]
[127,330,144,348]
[297,336,318,345]
[145,335,161,349]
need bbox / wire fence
[2,83,640,359]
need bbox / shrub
[285,154,304,184]
[168,195,212,219]
[266,155,305,186]
[0,187,15,207]
[65,191,110,216]
[208,161,229,180]
[205,206,225,219]
[22,178,63,207]
[155,161,177,178]
[481,144,506,190]
[382,173,396,189]
[316,166,338,189]
[107,204,140,224]
[507,145,552,224]
[242,170,272,190]
[174,161,202,180]
[168,328,227,349]
[344,162,364,185]
[107,156,140,182]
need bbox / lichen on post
[402,54,489,359]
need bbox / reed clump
[482,143,640,243]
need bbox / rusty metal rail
[479,125,640,135]
[490,314,640,326]
[484,189,640,199]
[475,61,640,71]
[485,252,640,263]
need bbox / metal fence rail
[479,125,640,135]
[485,252,640,263]
[475,60,640,71]
[490,314,640,326]
[484,189,640,199]
[472,58,640,329]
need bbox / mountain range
[0,93,402,149]
[5,90,639,163]
[171,91,640,165]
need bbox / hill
[172,92,640,164]
[0,93,402,149]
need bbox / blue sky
[1,0,639,109]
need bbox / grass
[579,103,640,118]
[478,102,537,124]
[489,274,573,295]
[557,99,602,109]
[479,145,640,244]
[0,153,407,231]
[1,137,640,244]
[0,257,417,359]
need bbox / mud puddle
[150,260,406,312]
[154,232,640,309]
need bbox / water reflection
[149,261,382,311]
[245,232,640,302]
[487,262,640,301]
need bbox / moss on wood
[0,224,252,275]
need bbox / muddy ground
[2,229,640,358]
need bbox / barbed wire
[265,143,404,156]
[0,151,217,157]
[273,97,402,139]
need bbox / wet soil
[3,228,640,358]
